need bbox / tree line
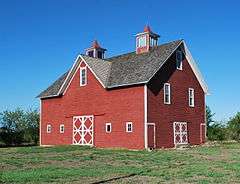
[206,106,240,141]
[0,108,39,146]
[0,106,239,146]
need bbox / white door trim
[72,115,94,146]
[200,123,206,143]
[173,122,188,146]
[147,123,156,148]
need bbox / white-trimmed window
[105,123,112,133]
[164,83,171,104]
[176,50,183,70]
[189,88,195,107]
[137,36,147,47]
[80,66,87,86]
[126,122,133,132]
[47,124,52,133]
[60,124,64,133]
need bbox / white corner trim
[183,41,209,94]
[61,55,107,95]
[144,85,148,149]
[58,55,81,96]
[39,99,42,146]
[79,55,106,88]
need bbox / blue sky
[0,0,239,121]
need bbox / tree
[207,121,226,141]
[206,106,215,129]
[0,108,39,146]
[227,112,240,142]
[24,109,39,144]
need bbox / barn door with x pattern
[73,115,94,146]
[173,122,188,145]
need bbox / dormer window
[97,51,103,59]
[176,50,183,70]
[80,66,87,86]
[150,37,157,47]
[85,40,106,59]
[87,50,94,57]
[137,36,147,48]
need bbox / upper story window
[60,124,64,133]
[105,123,112,133]
[87,50,94,57]
[176,50,183,70]
[47,124,52,133]
[80,66,87,86]
[137,35,147,47]
[150,37,157,47]
[164,83,171,104]
[189,88,195,107]
[126,122,133,132]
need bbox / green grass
[1,142,240,183]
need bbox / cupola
[85,40,106,59]
[135,25,160,54]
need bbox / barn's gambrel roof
[37,39,208,99]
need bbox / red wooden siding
[147,50,205,148]
[41,59,145,149]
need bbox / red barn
[38,26,208,149]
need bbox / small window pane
[106,123,111,133]
[164,83,171,104]
[80,67,87,86]
[126,122,133,132]
[60,124,64,133]
[47,124,51,133]
[88,51,94,57]
[176,51,183,70]
[189,88,195,107]
[138,36,146,47]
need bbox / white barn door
[173,122,188,145]
[73,115,94,146]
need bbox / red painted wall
[147,47,205,148]
[41,59,145,149]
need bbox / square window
[60,124,64,133]
[106,123,111,133]
[126,122,133,132]
[47,124,51,133]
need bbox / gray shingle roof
[37,40,182,98]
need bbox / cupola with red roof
[135,25,160,54]
[86,40,106,59]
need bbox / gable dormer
[135,26,160,54]
[86,40,107,59]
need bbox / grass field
[1,142,240,184]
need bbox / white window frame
[126,122,133,133]
[164,83,171,104]
[60,124,64,133]
[47,124,51,133]
[105,123,112,133]
[137,35,147,48]
[176,50,183,70]
[189,88,195,107]
[80,66,87,86]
